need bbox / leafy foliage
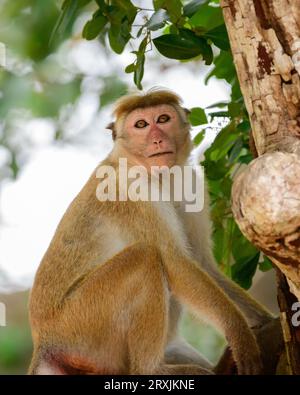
[52,0,230,88]
[0,0,274,292]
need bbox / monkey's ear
[183,108,191,116]
[106,122,117,140]
[106,122,115,130]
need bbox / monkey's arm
[163,250,262,375]
[182,199,273,328]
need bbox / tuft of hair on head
[112,87,183,120]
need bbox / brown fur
[113,89,183,119]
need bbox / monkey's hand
[228,323,263,375]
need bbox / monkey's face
[120,105,188,170]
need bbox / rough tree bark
[220,0,300,373]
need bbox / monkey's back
[29,166,121,321]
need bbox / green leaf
[153,32,212,62]
[205,101,229,109]
[228,102,242,118]
[205,123,239,161]
[210,135,237,161]
[169,24,179,34]
[183,0,207,17]
[213,227,226,264]
[79,0,93,6]
[50,0,79,45]
[133,37,148,90]
[146,9,168,31]
[109,19,131,54]
[231,224,260,289]
[204,158,228,180]
[153,0,182,23]
[111,0,137,23]
[95,0,106,7]
[208,111,229,119]
[179,28,213,64]
[106,1,137,53]
[153,0,164,10]
[50,0,92,45]
[193,130,205,145]
[189,2,224,30]
[82,11,107,40]
[220,176,232,199]
[205,50,236,85]
[204,24,230,51]
[125,63,136,73]
[189,107,208,126]
[153,34,199,59]
[206,177,232,200]
[207,179,222,198]
[237,120,251,133]
[134,55,145,90]
[231,77,243,101]
[239,154,253,164]
[231,225,258,263]
[198,40,213,64]
[232,253,260,290]
[259,256,274,272]
[212,216,235,273]
[228,136,243,164]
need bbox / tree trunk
[220,0,300,373]
[220,0,300,300]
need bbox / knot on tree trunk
[232,151,300,298]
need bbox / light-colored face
[120,104,187,170]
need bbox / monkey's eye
[134,120,148,128]
[157,114,170,123]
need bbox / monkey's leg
[31,243,213,375]
[104,244,213,375]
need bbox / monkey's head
[107,89,193,170]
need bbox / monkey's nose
[153,139,163,146]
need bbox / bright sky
[0,38,231,292]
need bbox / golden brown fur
[113,89,183,119]
[28,89,278,375]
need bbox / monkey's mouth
[148,151,174,158]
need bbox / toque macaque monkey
[29,89,279,375]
